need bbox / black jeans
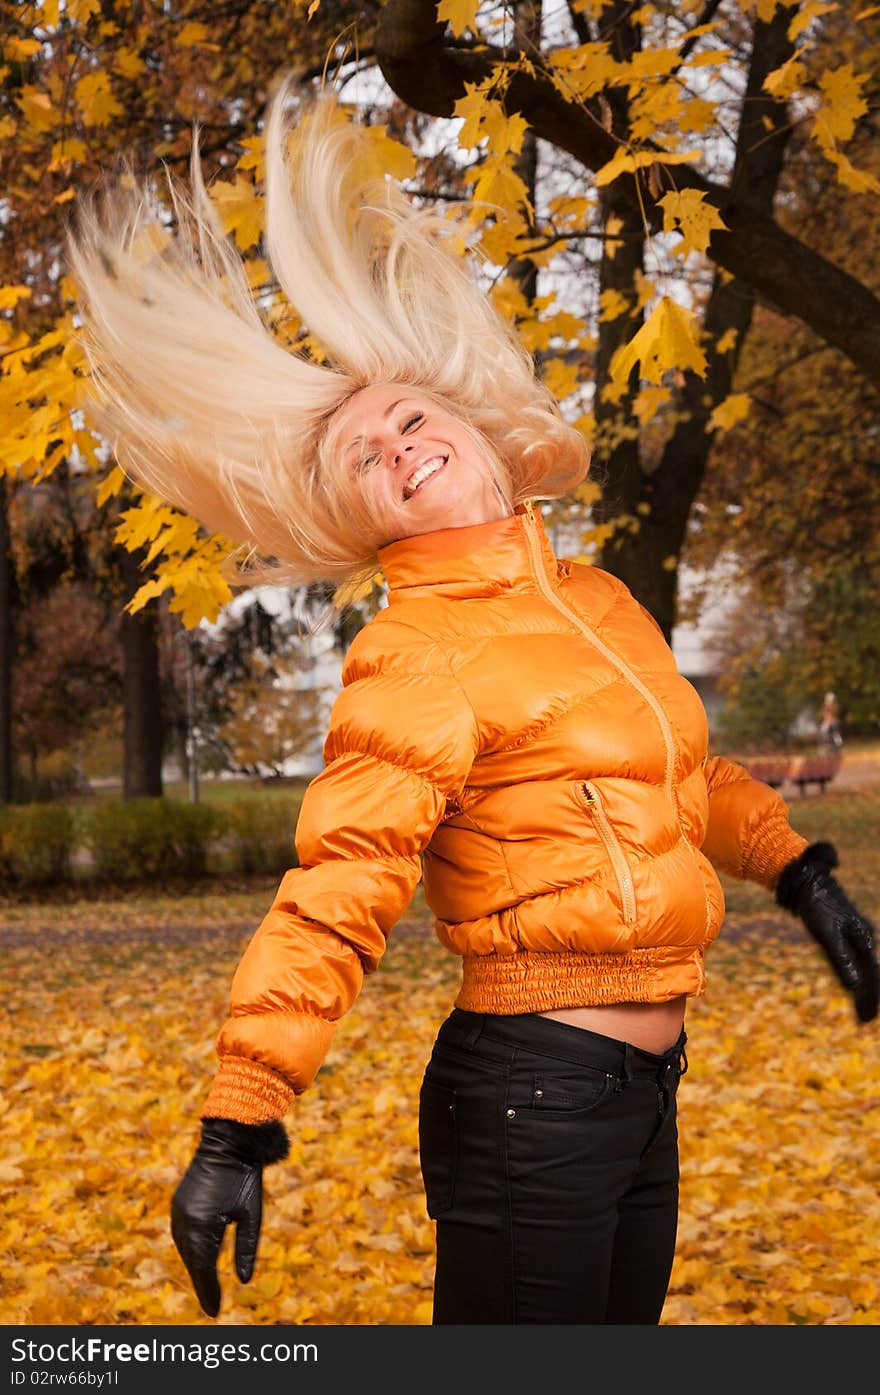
[418,1008,688,1325]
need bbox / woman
[66,79,879,1325]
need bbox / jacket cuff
[742,818,810,889]
[200,1056,295,1124]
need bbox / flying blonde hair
[65,75,590,604]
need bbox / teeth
[403,455,446,499]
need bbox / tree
[11,578,120,791]
[0,1,378,796]
[219,651,331,778]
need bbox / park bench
[786,752,842,794]
[731,751,842,794]
[736,756,792,789]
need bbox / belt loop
[679,1042,689,1076]
[618,1041,634,1089]
[461,1013,485,1050]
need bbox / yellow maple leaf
[437,0,480,37]
[176,21,210,47]
[75,70,123,126]
[5,37,41,59]
[482,106,529,158]
[95,465,126,507]
[0,285,32,310]
[824,148,880,194]
[465,158,531,215]
[788,0,837,40]
[716,327,739,354]
[599,288,631,323]
[361,124,417,184]
[479,213,527,265]
[595,147,698,187]
[236,134,265,181]
[453,86,493,149]
[633,384,671,424]
[113,47,146,79]
[541,357,580,400]
[708,393,751,433]
[659,189,728,258]
[208,174,264,250]
[813,64,869,149]
[66,0,101,19]
[762,51,807,101]
[49,137,87,169]
[610,296,707,386]
[17,88,57,133]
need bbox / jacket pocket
[576,781,637,926]
[418,1078,458,1219]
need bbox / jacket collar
[377,500,560,601]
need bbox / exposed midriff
[538,996,687,1054]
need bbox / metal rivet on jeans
[506,1108,516,1118]
[534,1089,543,1099]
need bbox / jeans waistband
[437,1008,688,1082]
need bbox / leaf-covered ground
[2,782,879,1326]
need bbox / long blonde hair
[66,75,590,603]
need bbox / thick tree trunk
[595,6,799,637]
[591,2,644,580]
[0,476,14,803]
[118,546,164,800]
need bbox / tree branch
[375,0,880,387]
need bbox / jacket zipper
[577,781,637,926]
[521,502,677,802]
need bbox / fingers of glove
[234,1185,263,1284]
[171,1200,225,1318]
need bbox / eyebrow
[343,398,411,458]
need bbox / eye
[402,412,424,433]
[354,452,380,474]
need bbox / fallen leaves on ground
[1,874,878,1326]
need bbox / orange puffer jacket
[202,502,808,1123]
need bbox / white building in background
[671,560,740,734]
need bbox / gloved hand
[170,1116,289,1317]
[776,841,880,1024]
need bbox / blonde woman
[66,78,879,1325]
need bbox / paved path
[829,754,880,788]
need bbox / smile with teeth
[403,454,448,500]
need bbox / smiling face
[328,383,512,544]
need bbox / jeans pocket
[418,1078,458,1218]
[525,1066,617,1116]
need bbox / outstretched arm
[171,616,479,1314]
[701,754,878,1024]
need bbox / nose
[391,441,415,466]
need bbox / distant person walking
[819,692,843,750]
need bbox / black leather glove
[170,1117,289,1317]
[776,841,880,1024]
